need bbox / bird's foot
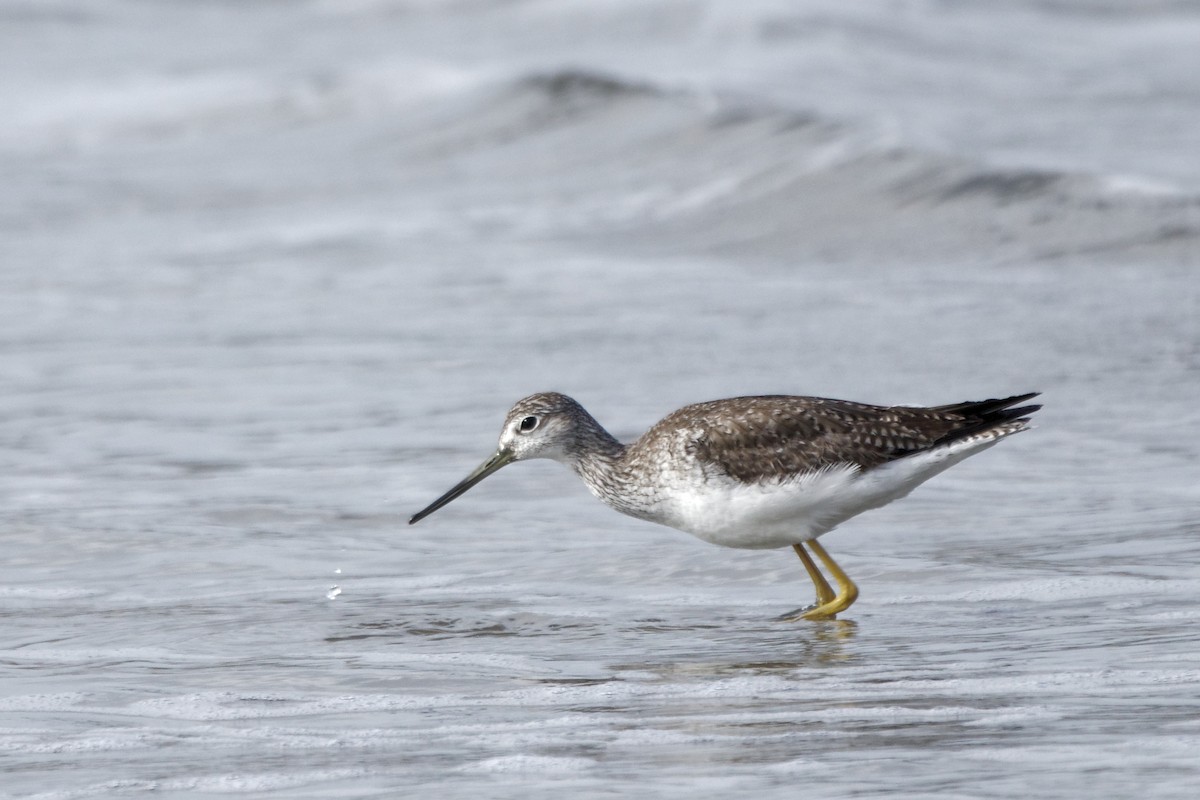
[777,604,838,622]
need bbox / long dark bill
[408,449,515,525]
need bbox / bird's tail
[931,392,1042,446]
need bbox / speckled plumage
[409,390,1041,619]
[650,394,1033,482]
[483,391,1038,532]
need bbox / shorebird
[409,391,1040,620]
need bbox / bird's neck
[566,424,625,478]
[565,426,660,520]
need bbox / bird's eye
[518,415,539,433]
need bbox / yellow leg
[792,543,835,606]
[798,540,859,621]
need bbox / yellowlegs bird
[409,391,1040,620]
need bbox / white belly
[644,435,1005,550]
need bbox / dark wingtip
[934,392,1042,417]
[930,393,1043,447]
[1007,403,1043,418]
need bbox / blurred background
[3,1,1199,798]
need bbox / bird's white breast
[651,464,862,548]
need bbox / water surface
[3,2,1199,798]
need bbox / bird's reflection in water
[614,618,859,680]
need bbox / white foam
[159,768,370,793]
[2,60,486,152]
[460,755,595,774]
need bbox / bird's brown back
[632,394,1038,484]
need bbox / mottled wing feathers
[649,393,1039,484]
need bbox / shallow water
[3,2,1200,798]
